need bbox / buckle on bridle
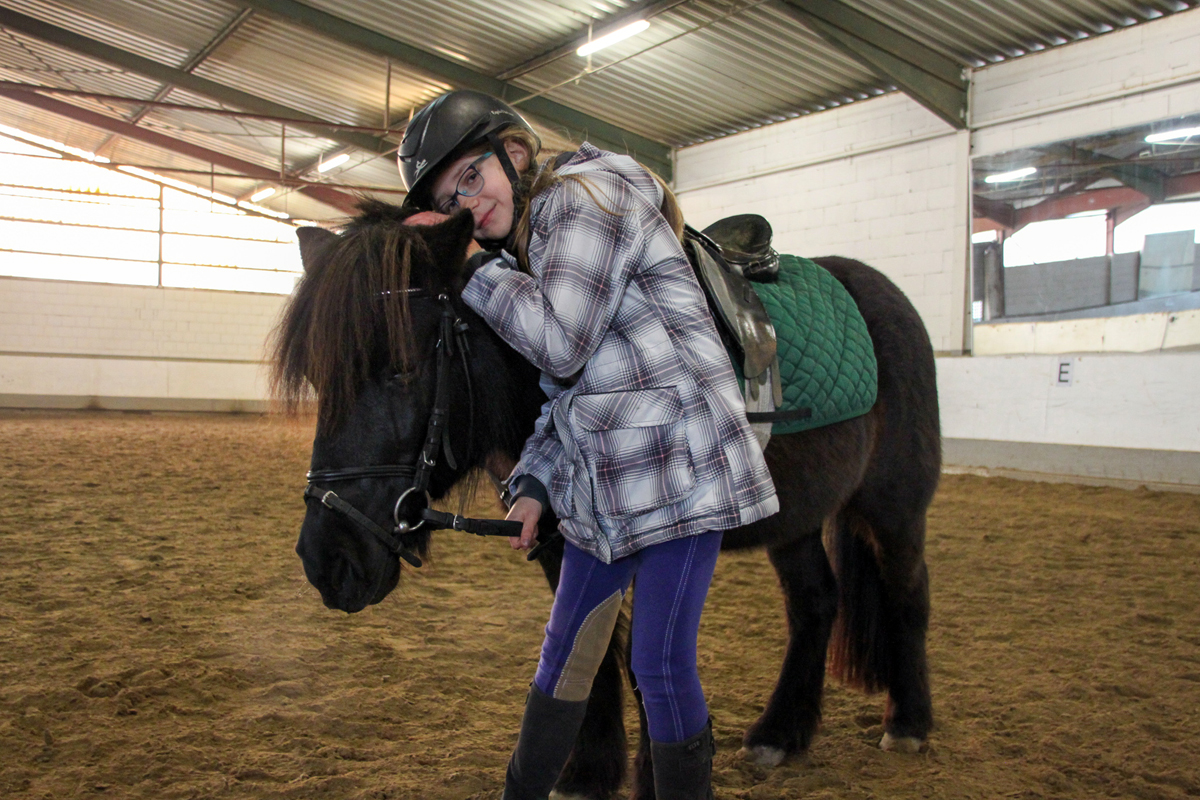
[320,490,337,508]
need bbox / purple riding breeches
[532,531,723,744]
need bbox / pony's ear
[296,226,339,274]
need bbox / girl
[400,90,777,800]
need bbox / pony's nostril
[330,556,358,591]
[324,557,371,612]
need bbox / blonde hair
[501,129,686,272]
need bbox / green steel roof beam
[0,7,391,156]
[237,0,674,180]
[778,0,969,129]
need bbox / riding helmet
[397,90,539,208]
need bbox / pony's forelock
[270,200,432,428]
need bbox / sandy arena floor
[1,410,1197,799]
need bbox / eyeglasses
[436,151,493,214]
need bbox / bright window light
[250,186,276,202]
[1113,200,1200,253]
[0,130,303,294]
[576,19,650,56]
[985,167,1037,183]
[1145,126,1200,143]
[972,230,998,243]
[1002,215,1107,267]
[317,153,350,173]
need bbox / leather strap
[304,484,423,568]
[421,508,523,538]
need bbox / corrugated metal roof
[0,0,1195,219]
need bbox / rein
[304,292,522,568]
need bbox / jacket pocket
[573,386,696,519]
[549,462,575,520]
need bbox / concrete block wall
[676,94,970,354]
[972,7,1200,157]
[0,276,287,410]
[675,9,1200,484]
[1002,256,1111,316]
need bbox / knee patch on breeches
[552,590,623,702]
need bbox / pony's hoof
[880,733,924,753]
[738,744,787,767]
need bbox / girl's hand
[406,211,484,258]
[506,496,543,551]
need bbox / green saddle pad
[737,255,878,435]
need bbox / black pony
[271,201,940,800]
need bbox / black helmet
[398,90,539,207]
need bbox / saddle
[701,214,780,282]
[683,214,783,446]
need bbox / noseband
[304,292,521,568]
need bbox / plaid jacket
[462,144,777,563]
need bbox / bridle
[303,291,521,568]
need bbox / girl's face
[429,140,529,241]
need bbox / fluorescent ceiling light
[317,153,350,173]
[250,187,276,202]
[432,45,471,63]
[984,167,1037,183]
[577,20,650,57]
[1145,126,1200,143]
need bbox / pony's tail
[827,509,889,693]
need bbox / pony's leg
[828,507,932,753]
[741,530,838,766]
[531,520,629,800]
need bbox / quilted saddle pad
[741,254,878,435]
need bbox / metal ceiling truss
[97,7,257,152]
[1040,143,1167,202]
[0,87,360,213]
[777,0,969,129]
[0,81,394,133]
[236,0,674,179]
[0,6,391,158]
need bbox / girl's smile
[429,140,529,241]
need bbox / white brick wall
[938,352,1200,453]
[675,9,1200,458]
[972,7,1200,153]
[0,277,285,362]
[677,96,970,353]
[0,276,287,406]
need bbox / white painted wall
[971,8,1200,158]
[973,308,1200,355]
[675,9,1200,469]
[676,94,969,354]
[937,352,1200,453]
[0,276,285,410]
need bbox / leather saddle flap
[683,226,777,381]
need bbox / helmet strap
[487,131,522,188]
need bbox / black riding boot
[502,684,589,800]
[649,719,716,800]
